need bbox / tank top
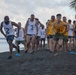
[3,21,14,36]
[27,19,36,35]
[38,23,41,36]
[16,28,24,41]
[40,29,45,39]
[68,24,74,36]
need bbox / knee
[8,41,12,45]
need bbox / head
[42,25,44,29]
[30,14,35,21]
[63,16,67,22]
[4,16,9,24]
[35,18,39,21]
[35,18,40,24]
[73,20,76,25]
[18,22,21,28]
[68,19,71,24]
[51,15,55,21]
[56,14,62,22]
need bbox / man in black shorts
[0,16,20,59]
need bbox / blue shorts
[75,33,76,40]
[47,35,53,39]
[6,35,14,42]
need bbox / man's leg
[7,40,13,59]
[57,39,63,51]
[53,34,58,54]
[6,35,15,59]
[72,37,75,50]
[69,37,73,50]
[49,38,53,52]
[47,37,49,49]
[41,39,43,49]
[35,36,40,50]
[23,40,27,52]
[14,41,20,53]
[30,35,36,53]
[25,35,31,51]
[42,39,45,49]
[64,37,69,52]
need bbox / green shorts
[16,40,25,45]
[63,36,68,42]
[53,33,64,41]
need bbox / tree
[70,0,76,19]
[70,0,76,11]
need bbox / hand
[4,34,7,38]
[24,34,27,38]
[36,32,38,36]
[53,32,56,35]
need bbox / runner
[46,20,50,50]
[15,22,26,53]
[35,18,43,51]
[53,14,66,56]
[73,20,76,48]
[25,14,38,53]
[0,16,20,59]
[68,19,74,50]
[40,25,46,49]
[63,16,69,52]
[46,15,55,52]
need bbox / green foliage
[70,0,76,11]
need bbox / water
[0,38,71,53]
[0,39,9,53]
[0,38,24,53]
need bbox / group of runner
[46,14,76,56]
[0,14,76,59]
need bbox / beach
[0,50,76,75]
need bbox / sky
[0,0,76,37]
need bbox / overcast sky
[0,0,76,37]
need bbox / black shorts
[36,36,41,40]
[16,40,25,45]
[41,38,45,41]
[36,36,41,44]
[27,34,32,36]
[68,36,74,38]
[47,35,53,39]
[27,34,35,40]
[6,35,14,42]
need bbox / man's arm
[0,22,7,37]
[24,20,28,37]
[45,21,50,36]
[35,20,38,35]
[73,24,76,31]
[63,23,69,34]
[52,22,55,35]
[23,28,26,38]
[12,22,19,37]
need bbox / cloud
[0,0,75,26]
[0,0,75,37]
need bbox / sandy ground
[0,49,76,75]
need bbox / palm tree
[70,0,76,19]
